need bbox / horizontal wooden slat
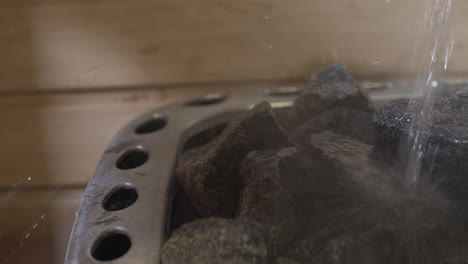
[0,81,301,187]
[1,0,468,91]
[0,188,83,264]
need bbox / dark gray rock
[166,64,468,264]
[295,131,381,222]
[373,98,418,159]
[286,206,468,264]
[286,131,468,264]
[289,130,375,195]
[286,229,395,264]
[309,131,373,173]
[161,218,275,264]
[288,63,373,129]
[176,102,292,217]
[374,96,468,203]
[238,148,302,249]
[374,96,468,173]
[290,107,375,145]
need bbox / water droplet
[444,38,454,70]
[33,224,38,229]
[41,214,46,219]
[262,15,270,20]
[267,44,273,49]
[27,177,31,181]
[372,59,380,65]
[431,80,439,87]
[25,233,30,239]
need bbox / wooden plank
[0,81,301,187]
[0,188,83,264]
[1,0,467,91]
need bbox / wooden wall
[0,0,467,263]
[2,0,468,92]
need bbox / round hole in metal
[135,114,167,134]
[183,93,227,106]
[116,149,148,170]
[103,186,138,211]
[264,87,302,96]
[91,231,131,261]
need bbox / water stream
[403,0,454,184]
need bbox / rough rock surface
[288,63,373,129]
[165,64,468,264]
[161,218,275,264]
[309,131,374,174]
[238,147,302,249]
[373,98,420,159]
[286,210,468,264]
[374,96,468,172]
[284,131,468,264]
[290,107,375,145]
[374,96,468,202]
[176,102,292,217]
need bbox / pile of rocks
[162,64,468,264]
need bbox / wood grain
[1,0,467,91]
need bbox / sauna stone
[287,63,373,129]
[374,96,468,190]
[176,102,292,217]
[166,64,468,264]
[374,98,418,158]
[286,131,468,264]
[238,147,302,249]
[290,107,375,145]
[161,218,274,264]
